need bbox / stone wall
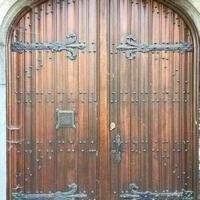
[0,0,199,200]
[189,0,200,10]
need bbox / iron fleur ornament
[12,183,87,200]
[116,35,193,59]
[11,34,86,60]
[112,134,123,163]
[119,183,193,200]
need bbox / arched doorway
[6,0,199,199]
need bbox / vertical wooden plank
[137,0,143,189]
[77,0,83,191]
[119,0,130,192]
[109,0,119,198]
[143,0,150,190]
[163,5,173,191]
[186,28,194,191]
[78,0,88,192]
[130,0,140,189]
[9,19,22,195]
[179,17,185,191]
[159,4,164,190]
[139,0,144,190]
[17,17,25,193]
[34,2,46,193]
[11,18,25,196]
[173,12,180,191]
[139,0,149,190]
[151,0,160,191]
[168,8,174,191]
[147,0,153,190]
[34,3,44,193]
[30,8,37,192]
[45,0,55,192]
[41,2,48,193]
[55,0,61,191]
[23,11,33,193]
[164,6,171,191]
[99,0,110,199]
[19,17,25,195]
[56,0,65,190]
[73,0,79,188]
[87,0,98,198]
[64,0,76,187]
[51,1,57,192]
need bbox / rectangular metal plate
[56,109,75,129]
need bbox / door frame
[0,0,199,200]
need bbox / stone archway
[0,0,200,200]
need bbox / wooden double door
[8,0,196,199]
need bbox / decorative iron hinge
[117,35,193,59]
[12,183,87,200]
[112,134,123,163]
[11,34,86,60]
[119,183,193,200]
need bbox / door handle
[112,134,123,163]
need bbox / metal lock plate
[56,109,76,129]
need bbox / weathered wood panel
[8,0,99,199]
[8,0,196,199]
[109,0,194,198]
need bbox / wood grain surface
[7,0,196,199]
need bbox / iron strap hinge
[12,183,87,200]
[117,35,193,59]
[11,34,193,60]
[11,34,86,60]
[120,183,193,200]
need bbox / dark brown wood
[99,0,110,199]
[7,0,197,199]
[109,0,195,197]
[8,0,99,199]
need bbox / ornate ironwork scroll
[11,34,86,60]
[12,183,87,200]
[116,35,193,59]
[119,183,193,200]
[112,134,123,163]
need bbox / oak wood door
[8,0,196,200]
[8,0,99,199]
[109,0,195,199]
